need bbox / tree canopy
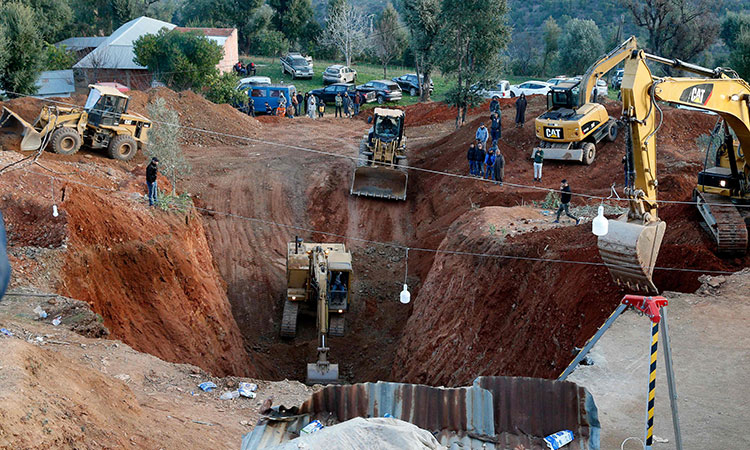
[557,19,604,76]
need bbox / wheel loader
[350,108,408,200]
[281,238,353,384]
[596,37,750,293]
[0,84,150,161]
[532,38,637,164]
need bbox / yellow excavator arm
[577,36,638,107]
[599,41,750,292]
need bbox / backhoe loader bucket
[306,362,340,385]
[597,216,666,293]
[350,167,408,200]
[0,107,43,151]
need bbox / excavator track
[695,190,748,254]
[280,299,299,337]
[329,315,345,337]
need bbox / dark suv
[308,83,375,104]
[356,80,402,104]
[391,74,434,96]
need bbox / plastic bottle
[220,390,240,400]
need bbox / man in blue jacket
[475,123,489,152]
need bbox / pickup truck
[280,53,313,79]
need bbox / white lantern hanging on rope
[592,205,608,236]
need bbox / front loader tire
[107,134,138,161]
[50,127,82,155]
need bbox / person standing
[554,179,580,225]
[304,92,310,115]
[475,123,489,152]
[532,147,544,182]
[515,93,527,128]
[490,112,501,144]
[308,95,316,119]
[291,94,299,117]
[476,142,485,177]
[494,146,505,185]
[146,157,159,207]
[467,142,477,176]
[343,94,352,118]
[317,99,325,118]
[296,92,304,116]
[248,96,255,117]
[354,91,361,116]
[490,96,500,116]
[335,93,343,118]
[484,146,496,180]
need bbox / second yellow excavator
[597,38,750,293]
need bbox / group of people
[464,93,579,224]
[334,92,362,118]
[232,61,256,76]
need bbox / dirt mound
[392,205,750,386]
[126,87,260,147]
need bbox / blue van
[249,84,297,114]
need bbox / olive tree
[145,98,190,196]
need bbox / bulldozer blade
[597,216,666,293]
[0,107,43,151]
[350,166,408,201]
[306,363,340,385]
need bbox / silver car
[280,53,313,79]
[323,65,357,84]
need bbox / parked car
[474,80,511,99]
[594,79,608,98]
[236,76,272,92]
[309,83,376,104]
[509,81,552,97]
[248,84,297,114]
[288,52,313,64]
[280,53,313,79]
[546,77,572,87]
[391,73,434,96]
[356,80,402,104]
[323,65,357,84]
[611,68,624,89]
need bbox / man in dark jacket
[296,92,304,116]
[490,112,501,143]
[494,147,505,184]
[146,157,159,206]
[248,97,255,117]
[476,142,485,177]
[353,92,361,116]
[467,142,477,176]
[484,146,496,180]
[554,179,580,225]
[489,96,500,115]
[515,93,527,128]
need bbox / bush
[44,44,77,70]
[205,72,245,105]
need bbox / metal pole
[558,303,628,381]
[660,306,684,450]
[644,320,659,450]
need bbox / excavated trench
[184,100,749,385]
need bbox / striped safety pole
[644,319,659,449]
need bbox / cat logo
[679,83,713,106]
[544,127,563,139]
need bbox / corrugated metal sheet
[243,376,600,450]
[55,37,107,51]
[35,70,75,98]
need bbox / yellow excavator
[351,108,408,200]
[532,37,637,164]
[597,38,750,293]
[282,238,353,384]
[0,84,150,161]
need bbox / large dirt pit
[183,97,749,385]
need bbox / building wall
[218,29,239,74]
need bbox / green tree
[402,0,442,101]
[557,19,603,76]
[723,13,750,80]
[205,72,246,105]
[44,44,78,70]
[435,0,510,127]
[179,0,263,53]
[541,17,561,76]
[0,3,43,96]
[247,5,290,56]
[721,12,750,47]
[269,0,320,51]
[133,28,223,91]
[145,97,190,196]
[318,1,370,67]
[371,3,407,78]
[16,0,73,43]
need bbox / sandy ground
[568,270,750,449]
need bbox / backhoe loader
[351,108,408,200]
[597,39,750,293]
[0,84,150,161]
[281,238,352,384]
[532,37,636,165]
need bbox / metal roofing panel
[35,70,75,97]
[55,37,107,51]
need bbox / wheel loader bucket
[597,216,666,293]
[350,166,408,200]
[306,362,340,385]
[0,107,43,151]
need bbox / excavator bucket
[0,107,43,151]
[306,362,340,385]
[350,167,408,200]
[597,216,666,293]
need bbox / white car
[475,80,511,99]
[323,65,357,84]
[236,76,272,91]
[509,81,552,97]
[569,76,608,100]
